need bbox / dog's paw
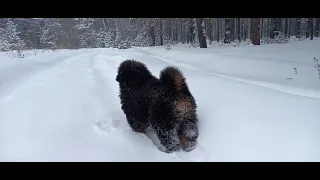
[158,146,171,153]
[157,143,180,153]
[182,141,198,152]
[165,144,180,153]
[132,127,147,134]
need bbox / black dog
[116,59,199,153]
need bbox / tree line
[0,18,319,51]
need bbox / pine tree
[74,18,96,48]
[40,18,63,49]
[237,18,241,42]
[159,18,163,45]
[270,18,279,39]
[186,18,196,45]
[0,30,9,51]
[315,18,320,37]
[196,18,207,48]
[206,18,213,44]
[288,18,292,37]
[3,20,25,50]
[217,18,220,43]
[224,18,231,43]
[284,18,289,37]
[150,21,156,46]
[296,18,301,38]
[133,19,154,47]
[250,18,260,45]
[309,18,314,40]
[95,29,114,48]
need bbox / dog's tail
[159,66,188,92]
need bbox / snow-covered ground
[1,39,320,162]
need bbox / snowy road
[1,40,320,162]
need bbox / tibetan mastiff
[116,59,199,153]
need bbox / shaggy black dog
[116,59,199,153]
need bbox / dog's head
[116,59,154,87]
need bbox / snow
[1,39,320,162]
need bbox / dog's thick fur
[116,59,199,153]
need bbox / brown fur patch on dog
[173,98,195,120]
[178,134,190,147]
[173,72,184,91]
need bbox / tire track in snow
[149,54,320,100]
[0,51,94,103]
[90,53,131,134]
[0,50,115,161]
[208,72,320,100]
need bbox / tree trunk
[241,18,245,41]
[288,18,292,37]
[101,18,107,31]
[176,24,178,42]
[188,18,195,44]
[186,19,190,43]
[244,19,248,40]
[159,19,163,45]
[310,18,314,40]
[224,18,231,43]
[179,18,183,43]
[211,18,215,41]
[251,18,260,45]
[279,18,283,33]
[260,18,263,39]
[284,18,289,37]
[248,19,251,40]
[296,18,301,38]
[230,18,235,42]
[306,18,311,38]
[315,18,320,37]
[182,19,185,43]
[217,18,220,43]
[150,24,155,46]
[196,18,207,48]
[168,19,172,40]
[237,18,241,42]
[266,18,270,37]
[173,22,177,41]
[207,19,213,44]
[270,18,279,39]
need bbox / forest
[0,18,319,52]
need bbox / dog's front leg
[154,126,180,153]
